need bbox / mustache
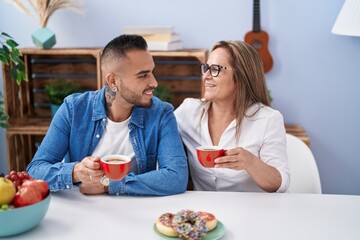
[144,87,156,92]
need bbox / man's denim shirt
[26,87,188,196]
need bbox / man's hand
[79,181,108,195]
[72,156,106,195]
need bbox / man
[27,35,188,196]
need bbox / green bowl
[0,193,51,237]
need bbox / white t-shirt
[174,98,289,192]
[92,117,137,174]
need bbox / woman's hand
[214,147,256,171]
[214,147,281,192]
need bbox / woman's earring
[111,86,118,92]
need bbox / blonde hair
[204,40,271,140]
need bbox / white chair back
[286,134,322,194]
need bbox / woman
[174,40,289,192]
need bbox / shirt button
[102,118,106,122]
[96,134,100,138]
[66,185,70,189]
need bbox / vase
[31,27,56,49]
[50,104,60,117]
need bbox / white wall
[0,0,359,195]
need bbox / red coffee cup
[99,155,132,180]
[196,146,225,168]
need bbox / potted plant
[44,79,79,116]
[0,32,27,128]
[153,85,173,103]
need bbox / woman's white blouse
[174,98,289,193]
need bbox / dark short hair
[101,34,148,63]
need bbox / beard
[119,81,153,107]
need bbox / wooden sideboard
[2,48,310,172]
[2,48,208,171]
[284,124,310,146]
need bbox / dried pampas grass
[6,0,83,27]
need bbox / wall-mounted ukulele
[244,0,273,73]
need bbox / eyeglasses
[200,63,231,77]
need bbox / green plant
[153,85,173,103]
[0,33,26,84]
[0,32,27,128]
[44,80,79,105]
[268,89,273,104]
[0,92,8,129]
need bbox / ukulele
[244,0,273,73]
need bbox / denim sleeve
[26,103,77,191]
[108,106,189,196]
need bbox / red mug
[196,146,225,168]
[99,155,132,180]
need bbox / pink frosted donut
[172,209,207,239]
[156,213,177,237]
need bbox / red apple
[22,179,49,198]
[13,186,43,207]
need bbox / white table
[3,188,360,240]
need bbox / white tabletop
[3,188,360,240]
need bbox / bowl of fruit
[0,171,50,237]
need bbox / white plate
[153,220,225,240]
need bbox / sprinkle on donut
[159,213,174,226]
[156,213,178,237]
[197,211,218,232]
[171,209,207,240]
